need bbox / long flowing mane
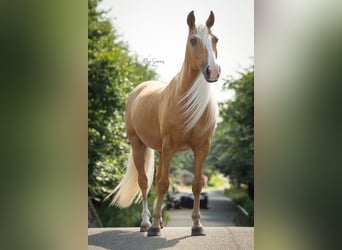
[179,73,218,132]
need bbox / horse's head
[186,10,221,83]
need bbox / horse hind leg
[154,153,164,228]
[130,137,153,232]
[140,199,151,232]
[145,152,164,233]
[147,154,163,236]
[148,149,174,237]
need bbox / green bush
[207,69,254,190]
[88,0,157,226]
[243,199,254,226]
[95,187,157,227]
[208,173,227,188]
[224,187,254,226]
[224,188,249,206]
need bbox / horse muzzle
[204,64,221,82]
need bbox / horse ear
[206,11,215,29]
[187,10,195,29]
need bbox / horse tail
[106,147,155,208]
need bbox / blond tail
[105,147,154,208]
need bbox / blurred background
[256,1,342,249]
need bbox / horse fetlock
[160,218,164,229]
[140,222,151,232]
[141,215,151,226]
[191,211,200,219]
[142,210,151,218]
[151,214,163,227]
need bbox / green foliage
[88,0,156,225]
[97,188,157,227]
[208,172,227,188]
[170,148,217,177]
[171,150,194,172]
[243,199,254,226]
[225,188,250,206]
[214,71,254,226]
[225,187,254,226]
[209,67,254,187]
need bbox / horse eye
[190,37,197,46]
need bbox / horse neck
[173,50,200,97]
[164,49,217,132]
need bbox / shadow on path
[88,227,254,250]
[88,229,191,250]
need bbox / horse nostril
[206,66,210,78]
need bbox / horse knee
[192,179,202,195]
[138,175,148,190]
[157,179,169,195]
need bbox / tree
[88,0,156,210]
[210,67,254,189]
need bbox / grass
[174,172,227,191]
[94,187,157,227]
[224,185,254,226]
[94,186,173,228]
[208,173,227,189]
[224,188,249,206]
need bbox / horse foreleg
[191,142,210,236]
[148,150,173,236]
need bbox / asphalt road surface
[166,188,238,227]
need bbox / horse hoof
[147,227,161,237]
[191,227,206,236]
[140,223,151,232]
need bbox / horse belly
[128,82,164,151]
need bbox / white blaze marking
[196,25,219,79]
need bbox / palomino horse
[108,10,220,236]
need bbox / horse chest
[165,124,214,151]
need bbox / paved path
[166,188,238,227]
[88,227,254,250]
